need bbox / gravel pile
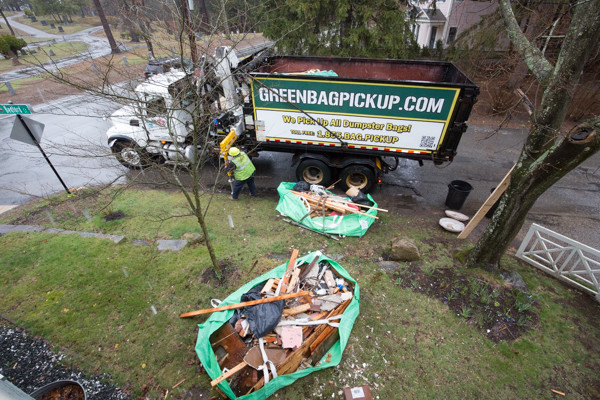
[0,321,130,400]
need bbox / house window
[429,26,437,48]
[447,27,457,44]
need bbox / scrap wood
[260,278,275,294]
[171,379,186,389]
[323,270,337,293]
[286,268,302,293]
[457,164,515,239]
[179,291,311,318]
[299,255,320,281]
[210,360,248,387]
[310,328,340,366]
[291,191,378,219]
[282,303,311,316]
[278,248,300,294]
[551,389,566,396]
[246,299,352,394]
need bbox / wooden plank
[210,361,248,387]
[179,290,311,318]
[286,268,302,293]
[310,328,340,366]
[260,278,275,294]
[279,248,300,293]
[323,270,337,293]
[299,255,320,281]
[282,303,311,316]
[457,165,515,239]
[291,191,378,219]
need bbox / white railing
[516,223,600,302]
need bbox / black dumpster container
[445,180,473,210]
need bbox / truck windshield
[145,95,167,118]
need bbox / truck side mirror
[130,119,140,126]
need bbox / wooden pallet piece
[179,291,311,318]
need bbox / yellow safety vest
[231,152,255,180]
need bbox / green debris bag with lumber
[275,182,377,237]
[193,250,360,399]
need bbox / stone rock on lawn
[390,236,420,262]
[376,261,402,271]
[500,270,527,289]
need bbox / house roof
[416,7,447,22]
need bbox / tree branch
[498,0,553,83]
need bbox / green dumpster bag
[195,251,360,399]
[275,182,377,237]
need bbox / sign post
[4,104,72,195]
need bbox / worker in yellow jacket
[226,147,257,200]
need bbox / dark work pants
[231,173,256,199]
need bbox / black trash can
[445,180,473,210]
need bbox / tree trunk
[8,49,20,66]
[466,124,600,269]
[197,0,210,33]
[466,0,600,270]
[195,211,221,278]
[92,0,121,54]
[143,32,155,59]
[0,7,15,36]
[182,0,198,66]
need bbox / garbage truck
[106,47,479,192]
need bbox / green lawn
[0,187,598,399]
[0,41,88,73]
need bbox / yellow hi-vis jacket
[230,152,256,180]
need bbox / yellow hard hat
[228,147,240,156]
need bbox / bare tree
[26,1,271,277]
[92,0,120,54]
[119,0,155,59]
[0,7,15,35]
[466,0,600,270]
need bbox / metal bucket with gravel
[30,380,86,400]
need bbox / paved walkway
[0,224,189,251]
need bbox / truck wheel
[296,159,332,186]
[111,141,149,169]
[339,165,375,193]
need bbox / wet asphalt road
[249,124,600,249]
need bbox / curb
[0,224,189,251]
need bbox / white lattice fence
[516,223,600,302]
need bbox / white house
[410,0,498,48]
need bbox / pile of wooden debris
[181,250,356,398]
[290,186,385,220]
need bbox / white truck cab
[106,47,244,169]
[107,70,198,168]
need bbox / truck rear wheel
[339,165,375,193]
[111,140,149,169]
[296,159,332,186]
